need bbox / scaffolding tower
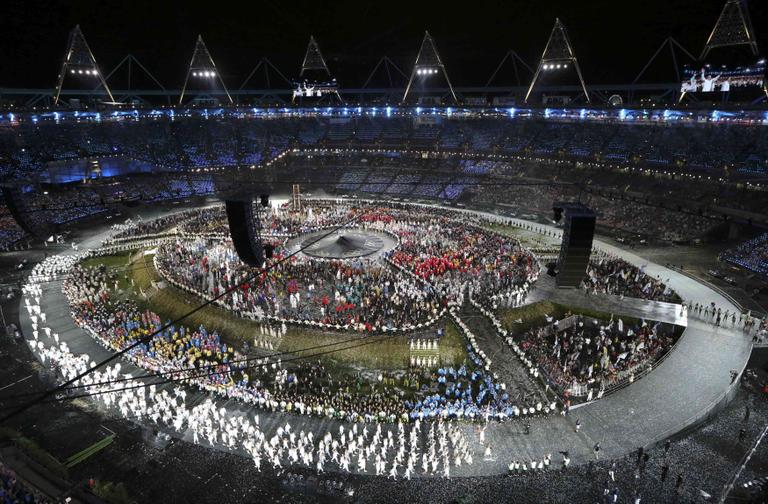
[291,184,301,211]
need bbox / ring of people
[19,199,755,480]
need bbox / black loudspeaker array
[225,199,265,268]
[556,204,596,288]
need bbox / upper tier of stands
[1,115,767,181]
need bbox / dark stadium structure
[1,1,768,503]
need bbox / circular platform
[299,229,392,259]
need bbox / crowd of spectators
[721,232,768,278]
[0,462,52,504]
[2,115,766,183]
[2,112,767,247]
[0,174,215,241]
[0,201,28,251]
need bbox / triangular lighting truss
[524,18,589,104]
[179,35,232,105]
[701,0,759,60]
[300,36,331,77]
[402,31,458,104]
[53,25,115,106]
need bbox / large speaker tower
[554,202,596,288]
[225,198,267,268]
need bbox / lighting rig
[53,25,115,106]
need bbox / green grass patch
[482,222,523,238]
[481,222,551,248]
[80,253,131,270]
[277,330,410,370]
[276,318,467,371]
[440,320,467,367]
[131,253,160,292]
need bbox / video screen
[292,79,339,98]
[680,60,765,93]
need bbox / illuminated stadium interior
[0,1,768,503]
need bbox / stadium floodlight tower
[524,18,589,104]
[700,0,759,60]
[292,36,343,104]
[53,25,115,106]
[179,35,233,105]
[402,31,458,104]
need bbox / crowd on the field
[27,265,489,478]
[152,203,538,331]
[581,251,679,303]
[51,248,533,423]
[377,208,539,305]
[157,237,444,331]
[513,314,678,400]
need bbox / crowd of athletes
[154,203,538,331]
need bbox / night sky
[1,0,766,90]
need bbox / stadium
[0,0,768,503]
